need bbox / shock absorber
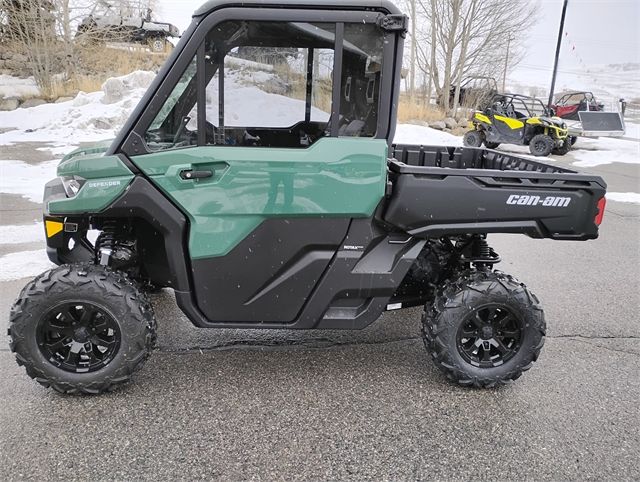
[469,235,501,269]
[96,220,118,266]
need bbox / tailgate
[384,145,607,240]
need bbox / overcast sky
[157,0,639,73]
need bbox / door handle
[180,169,213,180]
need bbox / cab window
[143,19,385,151]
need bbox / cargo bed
[384,144,607,240]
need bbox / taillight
[594,197,606,226]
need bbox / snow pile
[0,75,40,98]
[394,124,462,146]
[101,70,156,104]
[202,66,329,128]
[0,70,155,146]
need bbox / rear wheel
[463,130,484,148]
[148,37,168,53]
[422,270,545,388]
[9,264,156,394]
[529,134,554,156]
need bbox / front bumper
[43,178,93,265]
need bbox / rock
[55,96,74,104]
[92,119,112,130]
[431,120,446,130]
[444,117,457,129]
[101,71,156,104]
[101,77,126,104]
[20,98,47,108]
[0,98,19,111]
[458,119,470,128]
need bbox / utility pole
[409,0,416,100]
[548,0,569,108]
[502,36,513,92]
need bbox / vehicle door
[120,8,397,324]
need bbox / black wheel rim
[37,302,121,373]
[456,304,523,368]
[534,139,546,153]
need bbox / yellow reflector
[45,220,63,238]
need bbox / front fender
[49,154,135,215]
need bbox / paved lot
[0,143,638,480]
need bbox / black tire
[552,138,572,156]
[422,270,546,388]
[529,134,554,157]
[484,141,500,149]
[9,264,157,395]
[570,135,578,146]
[463,130,484,147]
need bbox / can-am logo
[506,194,571,207]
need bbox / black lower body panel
[179,218,425,330]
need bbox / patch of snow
[0,75,40,98]
[623,122,640,141]
[0,249,54,282]
[0,223,43,245]
[0,160,58,203]
[572,137,640,167]
[606,192,640,204]
[394,124,462,146]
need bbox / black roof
[194,0,402,17]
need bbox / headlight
[61,176,86,197]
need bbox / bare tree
[1,0,162,94]
[415,0,538,114]
[1,0,60,93]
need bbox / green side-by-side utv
[9,0,607,394]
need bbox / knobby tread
[422,270,546,388]
[8,264,157,395]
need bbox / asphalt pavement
[0,143,638,481]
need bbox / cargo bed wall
[384,145,607,240]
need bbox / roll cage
[488,93,550,119]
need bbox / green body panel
[134,137,388,259]
[61,139,113,162]
[57,152,132,180]
[49,153,134,215]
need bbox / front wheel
[553,138,572,156]
[529,134,554,156]
[422,270,546,388]
[9,264,157,394]
[463,130,484,148]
